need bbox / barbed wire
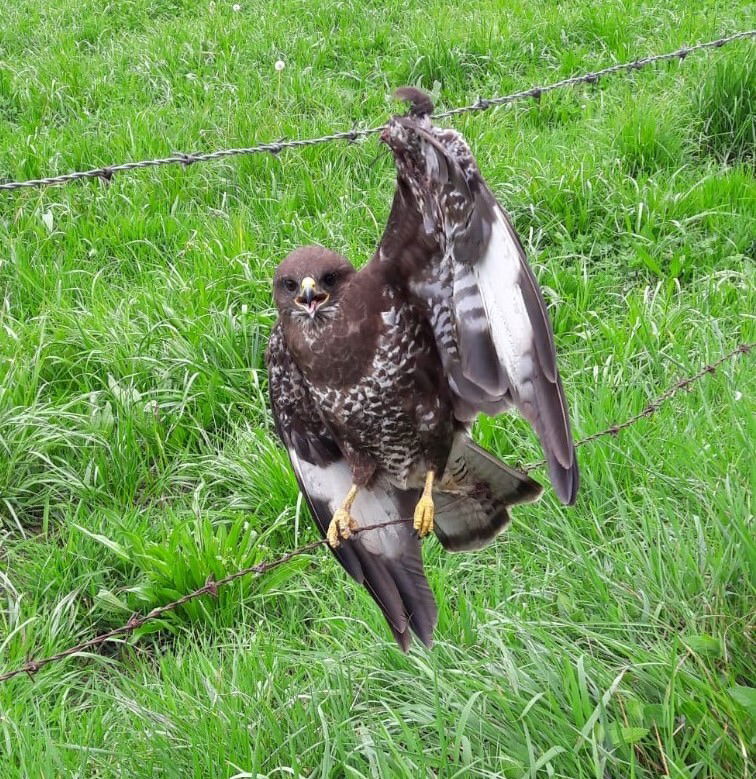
[0,341,751,684]
[436,30,756,118]
[0,31,753,193]
[522,342,753,473]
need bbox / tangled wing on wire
[377,89,578,503]
[265,324,437,649]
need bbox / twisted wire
[1,342,750,684]
[1,32,752,192]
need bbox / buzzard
[266,88,578,650]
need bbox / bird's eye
[282,278,298,293]
[321,272,337,288]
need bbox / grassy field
[1,0,754,776]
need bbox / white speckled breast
[309,302,448,487]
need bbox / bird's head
[273,246,355,325]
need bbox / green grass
[1,0,754,776]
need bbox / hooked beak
[295,276,329,318]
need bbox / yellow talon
[326,485,359,548]
[414,471,435,537]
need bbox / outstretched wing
[376,90,578,504]
[265,324,437,650]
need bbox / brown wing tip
[389,624,412,652]
[553,459,579,505]
[393,87,434,118]
[515,474,545,505]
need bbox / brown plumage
[266,89,578,650]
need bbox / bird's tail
[434,435,543,551]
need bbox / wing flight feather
[265,324,437,648]
[376,97,579,504]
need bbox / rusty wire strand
[0,31,753,193]
[0,341,751,684]
[522,342,753,473]
[0,521,404,684]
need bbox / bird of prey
[266,87,578,650]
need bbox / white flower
[232,3,241,10]
[275,60,285,72]
[734,390,742,401]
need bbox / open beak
[295,276,329,317]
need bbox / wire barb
[172,152,199,166]
[0,31,753,193]
[204,576,219,598]
[0,342,750,685]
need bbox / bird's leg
[413,470,435,537]
[327,485,359,548]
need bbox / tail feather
[434,436,542,551]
